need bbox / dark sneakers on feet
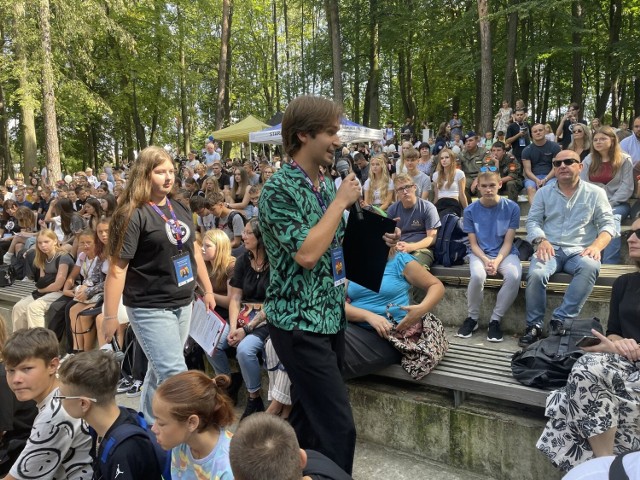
[518,324,542,347]
[240,396,265,421]
[487,321,503,342]
[456,317,478,338]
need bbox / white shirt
[620,134,640,165]
[433,170,465,200]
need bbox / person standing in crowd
[102,146,216,423]
[260,96,397,474]
[449,113,463,139]
[556,103,587,150]
[506,108,531,162]
[493,100,512,135]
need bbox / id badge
[172,252,194,287]
[331,246,346,287]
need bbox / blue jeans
[206,324,266,394]
[525,248,600,327]
[126,305,191,423]
[602,203,629,264]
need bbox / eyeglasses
[53,395,97,403]
[479,166,498,172]
[243,230,255,236]
[395,184,415,193]
[552,159,580,168]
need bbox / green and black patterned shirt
[259,163,347,334]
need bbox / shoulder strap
[609,451,637,480]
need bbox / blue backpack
[95,407,171,480]
[434,214,469,267]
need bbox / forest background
[0,0,638,183]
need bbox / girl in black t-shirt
[102,146,216,423]
[0,200,20,257]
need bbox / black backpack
[95,407,170,480]
[434,214,468,267]
[214,210,247,229]
[511,317,604,389]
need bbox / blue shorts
[524,174,556,190]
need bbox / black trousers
[268,324,356,475]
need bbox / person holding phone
[536,217,640,472]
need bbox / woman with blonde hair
[12,229,74,329]
[432,148,467,217]
[363,154,394,211]
[202,176,221,199]
[568,123,592,161]
[102,146,215,422]
[202,229,236,320]
[580,126,634,264]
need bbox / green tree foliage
[0,0,638,176]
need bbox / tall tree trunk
[131,78,147,151]
[594,0,622,119]
[362,0,379,127]
[477,0,493,134]
[325,0,343,104]
[125,113,135,162]
[222,4,234,160]
[13,0,37,176]
[272,0,281,113]
[571,1,584,106]
[634,77,640,121]
[177,4,190,154]
[502,0,518,105]
[215,0,232,130]
[542,64,551,123]
[0,83,11,181]
[39,0,61,186]
[87,126,95,170]
[283,0,291,103]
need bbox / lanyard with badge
[148,199,194,287]
[290,160,346,287]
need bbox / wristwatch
[242,324,253,335]
[532,237,546,246]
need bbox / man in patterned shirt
[260,96,397,475]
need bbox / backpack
[96,407,171,480]
[214,210,247,230]
[511,317,604,389]
[434,214,468,267]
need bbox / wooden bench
[0,280,36,331]
[374,342,551,408]
[431,263,635,302]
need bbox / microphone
[335,159,364,221]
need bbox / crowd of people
[0,96,639,479]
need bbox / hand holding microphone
[335,159,364,221]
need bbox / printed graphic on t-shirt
[164,220,192,246]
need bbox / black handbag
[0,264,15,287]
[511,317,604,389]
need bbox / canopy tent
[211,115,270,142]
[249,119,384,145]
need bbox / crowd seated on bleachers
[1,108,639,478]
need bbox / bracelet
[103,315,117,321]
[242,325,252,335]
[203,292,214,296]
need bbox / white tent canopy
[249,119,383,145]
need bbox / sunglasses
[479,166,498,172]
[623,229,640,240]
[552,159,580,168]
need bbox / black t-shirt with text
[120,199,197,308]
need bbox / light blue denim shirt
[526,179,616,256]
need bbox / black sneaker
[487,321,503,342]
[240,396,265,421]
[518,324,542,347]
[455,317,478,338]
[116,376,133,394]
[549,319,565,336]
[226,372,243,406]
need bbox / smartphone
[576,335,601,348]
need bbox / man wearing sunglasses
[520,150,616,347]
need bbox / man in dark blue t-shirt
[521,123,562,203]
